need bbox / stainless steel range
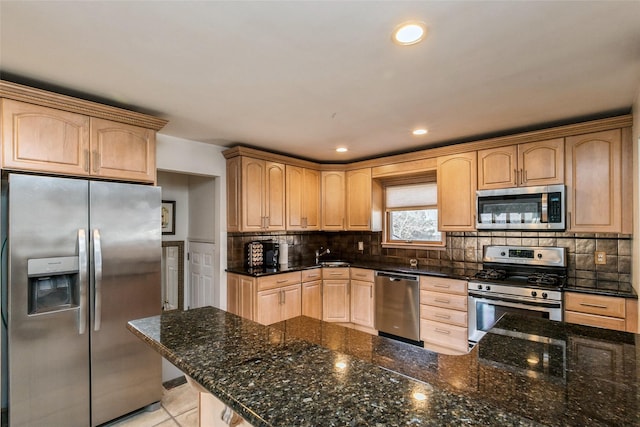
[468,245,567,344]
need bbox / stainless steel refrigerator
[4,173,162,426]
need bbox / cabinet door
[286,166,320,230]
[302,280,322,320]
[346,168,372,230]
[302,168,321,230]
[350,280,374,328]
[477,145,517,190]
[241,157,266,231]
[286,165,305,230]
[322,280,350,322]
[437,152,477,231]
[566,129,621,232]
[2,99,90,176]
[518,138,564,186]
[227,274,239,315]
[321,171,346,230]
[90,118,155,183]
[256,288,282,325]
[264,161,286,230]
[281,284,302,321]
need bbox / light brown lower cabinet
[227,273,255,321]
[322,267,350,322]
[350,280,374,329]
[564,292,638,333]
[256,284,301,325]
[419,276,469,353]
[301,268,323,319]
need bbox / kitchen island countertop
[128,307,638,426]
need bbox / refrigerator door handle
[78,229,88,335]
[93,228,103,332]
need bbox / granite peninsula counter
[128,307,639,426]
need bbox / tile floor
[106,381,199,427]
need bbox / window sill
[382,242,446,250]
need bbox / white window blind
[386,182,437,208]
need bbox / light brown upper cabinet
[2,99,157,183]
[437,152,477,231]
[226,156,286,232]
[89,118,156,183]
[565,128,631,233]
[321,170,346,230]
[346,168,373,230]
[286,165,320,230]
[477,138,564,190]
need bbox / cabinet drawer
[420,305,467,327]
[420,276,467,295]
[420,290,467,311]
[350,268,374,282]
[420,319,468,352]
[323,267,350,280]
[301,268,322,282]
[257,271,301,291]
[565,293,625,318]
[564,311,626,332]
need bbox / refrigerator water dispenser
[27,256,79,315]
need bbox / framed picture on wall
[162,200,176,235]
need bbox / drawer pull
[329,273,343,276]
[433,284,450,289]
[435,313,451,319]
[435,328,451,335]
[355,274,366,277]
[276,279,289,284]
[434,298,450,304]
[579,302,608,309]
[307,274,319,278]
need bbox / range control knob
[500,251,506,256]
[486,285,491,291]
[477,284,483,290]
[537,253,543,259]
[542,292,548,299]
[531,291,537,297]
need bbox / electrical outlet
[595,251,607,265]
[358,241,364,251]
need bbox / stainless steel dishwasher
[374,271,420,342]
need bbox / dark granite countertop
[128,308,639,426]
[226,262,637,299]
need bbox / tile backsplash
[227,231,632,286]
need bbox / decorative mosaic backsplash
[227,230,632,287]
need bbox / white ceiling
[1,1,640,162]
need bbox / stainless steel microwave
[476,185,565,230]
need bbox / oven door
[468,292,562,344]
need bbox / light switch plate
[358,241,364,251]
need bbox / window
[384,181,443,246]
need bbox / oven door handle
[469,292,562,309]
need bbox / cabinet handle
[579,302,608,309]
[435,313,451,319]
[84,150,90,172]
[329,273,343,276]
[434,298,450,304]
[523,169,527,184]
[93,152,100,173]
[513,168,518,185]
[435,328,451,335]
[265,216,270,228]
[433,284,450,289]
[276,279,288,284]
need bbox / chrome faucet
[315,247,330,264]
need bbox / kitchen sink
[320,261,350,267]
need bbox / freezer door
[7,174,90,427]
[89,180,162,426]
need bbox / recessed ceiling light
[412,129,428,136]
[336,147,348,153]
[392,21,427,46]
